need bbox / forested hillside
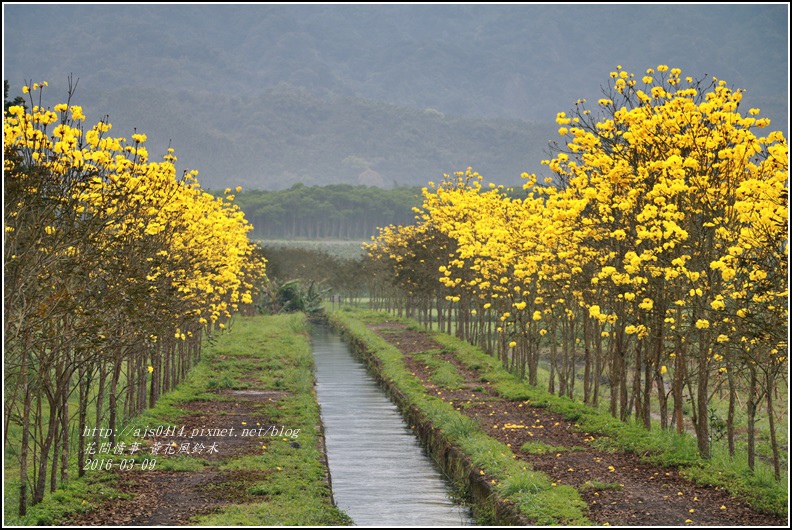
[231,185,422,240]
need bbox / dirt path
[367,322,787,527]
[65,390,286,526]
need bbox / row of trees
[261,246,362,296]
[231,184,422,241]
[3,81,266,515]
[365,66,788,476]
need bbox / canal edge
[324,313,531,526]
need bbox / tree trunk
[548,325,557,394]
[77,362,91,478]
[33,393,59,504]
[765,370,781,480]
[726,360,736,457]
[631,339,643,424]
[672,332,685,434]
[694,339,711,459]
[642,343,652,430]
[59,367,71,487]
[93,361,106,450]
[109,360,122,447]
[746,365,758,471]
[18,335,31,516]
[583,316,592,404]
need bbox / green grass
[188,314,351,526]
[2,473,134,527]
[5,314,351,526]
[412,350,466,390]
[520,441,586,455]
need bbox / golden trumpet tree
[369,65,787,468]
[4,81,266,514]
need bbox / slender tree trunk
[611,324,628,421]
[583,316,592,404]
[18,335,31,516]
[747,365,758,471]
[673,328,685,434]
[528,337,539,387]
[631,339,643,423]
[93,361,106,450]
[33,393,59,504]
[50,417,60,493]
[726,360,736,457]
[548,324,557,394]
[108,359,122,447]
[163,345,171,394]
[137,351,147,415]
[60,367,71,487]
[642,347,652,430]
[765,370,781,480]
[695,338,711,459]
[124,355,134,423]
[593,322,602,407]
[565,318,576,400]
[653,325,668,429]
[77,362,90,478]
[149,348,158,409]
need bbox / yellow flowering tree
[4,82,266,514]
[545,65,787,458]
[368,65,787,469]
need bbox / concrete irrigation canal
[311,323,474,526]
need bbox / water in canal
[311,323,475,526]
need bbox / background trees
[233,184,421,241]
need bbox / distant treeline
[231,184,423,240]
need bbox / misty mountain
[83,83,557,189]
[3,4,788,189]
